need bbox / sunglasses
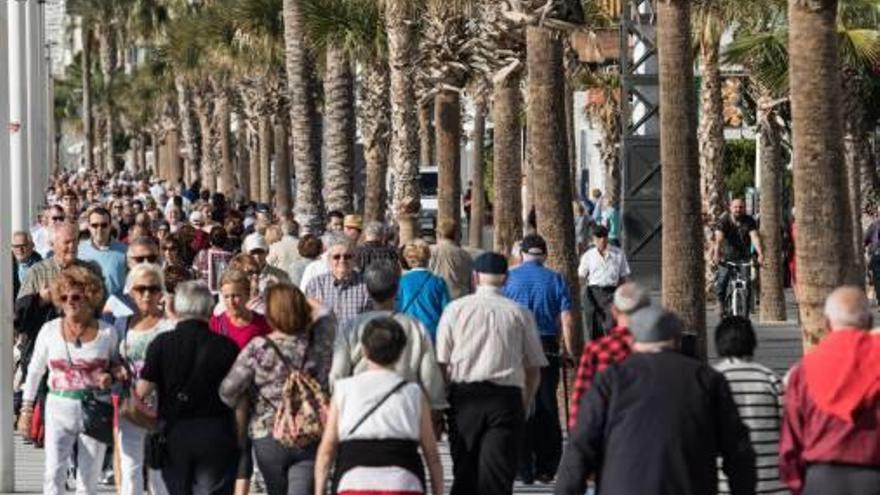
[332,253,354,261]
[51,216,65,222]
[60,294,83,303]
[162,245,177,251]
[132,285,162,295]
[12,244,29,249]
[131,255,159,263]
[90,223,110,229]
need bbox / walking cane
[561,356,570,434]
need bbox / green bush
[724,139,756,198]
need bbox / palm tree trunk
[259,114,273,204]
[283,0,324,232]
[275,116,292,215]
[323,46,355,213]
[98,25,116,173]
[658,0,705,357]
[248,128,261,201]
[468,102,486,249]
[175,76,198,187]
[81,25,94,171]
[236,114,248,202]
[493,70,523,256]
[217,89,235,196]
[842,70,866,285]
[757,99,786,322]
[419,101,434,167]
[698,23,727,301]
[436,89,461,233]
[565,77,578,195]
[789,0,848,347]
[166,127,182,185]
[194,86,215,192]
[362,61,391,223]
[386,0,421,243]
[526,25,583,350]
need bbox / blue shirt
[395,269,451,341]
[78,240,128,297]
[503,260,572,337]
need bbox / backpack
[261,330,329,448]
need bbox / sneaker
[100,470,114,486]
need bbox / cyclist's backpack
[261,331,329,448]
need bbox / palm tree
[582,69,621,206]
[283,0,325,232]
[658,0,705,356]
[789,0,853,345]
[524,0,584,349]
[323,46,356,213]
[468,100,486,248]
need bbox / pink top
[210,312,271,350]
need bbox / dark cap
[628,306,684,343]
[593,225,609,238]
[255,203,271,214]
[521,234,548,256]
[473,252,508,275]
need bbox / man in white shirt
[577,225,631,340]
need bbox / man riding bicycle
[712,198,764,316]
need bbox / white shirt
[577,245,631,287]
[333,369,422,441]
[31,225,51,259]
[299,254,330,290]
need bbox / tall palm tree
[582,69,621,206]
[468,100,486,248]
[789,0,850,346]
[283,0,324,232]
[525,0,584,350]
[323,46,356,213]
[658,0,705,356]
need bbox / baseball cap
[243,233,270,253]
[473,252,508,275]
[521,234,548,256]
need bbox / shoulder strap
[173,339,209,415]
[262,336,292,371]
[399,272,432,315]
[347,380,408,436]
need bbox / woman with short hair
[396,240,450,341]
[18,266,120,495]
[220,284,336,495]
[314,317,443,495]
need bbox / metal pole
[1,2,18,491]
[10,0,31,232]
[26,0,44,221]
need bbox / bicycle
[722,260,753,318]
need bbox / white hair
[823,287,872,330]
[174,281,215,320]
[124,263,167,295]
[325,233,355,253]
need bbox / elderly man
[353,221,399,272]
[78,206,128,297]
[242,233,290,287]
[780,287,880,495]
[437,252,547,495]
[556,306,756,495]
[304,235,370,326]
[137,282,240,495]
[12,231,43,300]
[578,225,631,339]
[343,214,362,242]
[330,260,447,423]
[429,219,473,299]
[32,206,65,258]
[567,282,649,430]
[126,237,161,269]
[502,234,574,484]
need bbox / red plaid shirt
[568,325,633,430]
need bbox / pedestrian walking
[556,306,756,495]
[397,240,450,341]
[577,225,631,339]
[428,219,473,300]
[779,287,880,495]
[314,317,444,495]
[502,234,575,484]
[304,236,371,327]
[437,252,547,495]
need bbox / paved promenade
[3,294,806,494]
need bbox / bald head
[824,286,872,331]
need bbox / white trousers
[44,394,107,495]
[118,416,169,495]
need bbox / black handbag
[81,391,114,444]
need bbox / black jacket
[556,350,756,495]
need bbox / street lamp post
[10,0,31,232]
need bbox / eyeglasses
[131,255,159,263]
[60,294,83,303]
[90,223,110,229]
[51,216,65,222]
[12,244,29,249]
[332,253,353,261]
[132,285,162,295]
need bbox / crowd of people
[7,169,880,495]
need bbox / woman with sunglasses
[18,266,120,495]
[116,264,175,495]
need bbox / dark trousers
[448,382,525,495]
[870,253,880,301]
[163,416,239,495]
[520,338,562,480]
[252,437,315,495]
[583,286,615,340]
[715,263,732,307]
[804,463,880,495]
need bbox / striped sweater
[714,358,787,495]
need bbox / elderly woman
[220,284,336,495]
[287,235,322,288]
[315,317,443,495]
[18,266,120,495]
[116,264,175,495]
[396,240,451,341]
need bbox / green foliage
[300,0,387,62]
[724,139,756,198]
